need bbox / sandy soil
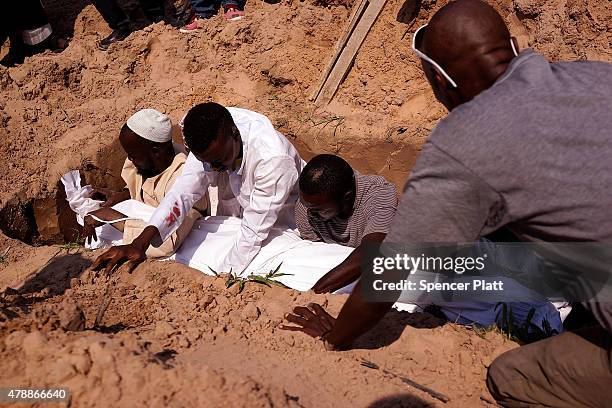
[1,0,609,243]
[0,233,516,407]
[0,0,610,406]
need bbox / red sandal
[224,7,245,21]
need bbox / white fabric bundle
[60,170,103,226]
[61,171,569,328]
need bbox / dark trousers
[91,0,164,29]
[170,0,195,25]
[487,325,612,407]
[1,0,50,55]
[1,0,49,35]
[188,0,245,18]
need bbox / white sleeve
[221,157,299,275]
[147,152,213,244]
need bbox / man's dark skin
[90,120,242,274]
[300,188,386,294]
[82,127,175,245]
[281,0,520,348]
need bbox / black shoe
[0,45,27,67]
[98,27,131,51]
[0,51,25,67]
[143,8,165,24]
[0,34,28,67]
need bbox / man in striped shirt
[295,154,398,293]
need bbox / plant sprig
[247,263,292,289]
[55,229,93,254]
[206,263,292,294]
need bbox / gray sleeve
[581,301,612,333]
[386,142,505,243]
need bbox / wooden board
[310,0,370,101]
[313,0,387,104]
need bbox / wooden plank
[310,0,370,101]
[315,0,387,104]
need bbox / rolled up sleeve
[124,216,195,258]
[147,152,213,245]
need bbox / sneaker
[0,49,26,67]
[179,16,205,33]
[98,26,131,51]
[0,35,28,67]
[224,7,245,21]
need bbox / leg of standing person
[0,4,23,67]
[91,0,132,51]
[487,324,612,407]
[139,0,165,22]
[1,0,53,67]
[0,34,27,67]
[91,0,130,31]
[178,0,219,32]
[187,0,219,19]
[167,0,195,27]
[19,0,53,49]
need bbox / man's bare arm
[85,207,128,231]
[325,280,394,347]
[91,188,131,208]
[82,207,128,245]
[311,232,386,294]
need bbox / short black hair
[182,102,234,153]
[300,154,355,199]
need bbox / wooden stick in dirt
[361,359,451,403]
[93,277,116,329]
[480,394,500,406]
[91,258,144,329]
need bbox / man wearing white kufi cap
[81,109,209,258]
[93,102,305,275]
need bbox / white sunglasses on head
[411,24,519,89]
[412,24,458,88]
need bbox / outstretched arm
[92,153,212,275]
[91,188,131,208]
[82,207,129,245]
[311,232,386,294]
[282,281,394,350]
[282,143,502,348]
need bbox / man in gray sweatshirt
[282,1,612,406]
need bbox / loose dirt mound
[0,243,516,407]
[0,0,610,406]
[1,0,609,243]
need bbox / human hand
[82,215,98,245]
[280,303,337,348]
[91,243,146,275]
